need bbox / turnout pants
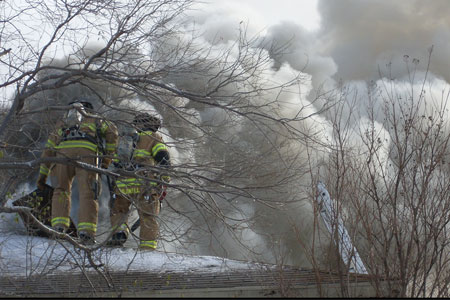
[110,177,160,249]
[50,147,98,236]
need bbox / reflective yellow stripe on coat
[116,178,158,195]
[116,178,144,195]
[39,165,50,176]
[152,143,168,156]
[45,139,56,149]
[55,140,98,152]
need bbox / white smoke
[4,0,450,275]
[139,1,335,267]
[152,0,450,269]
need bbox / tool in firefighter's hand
[36,174,47,191]
[12,183,78,238]
[105,173,116,209]
[93,179,99,201]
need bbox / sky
[225,0,320,31]
[1,0,450,278]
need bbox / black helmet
[133,113,161,132]
[69,98,94,110]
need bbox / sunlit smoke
[2,0,450,274]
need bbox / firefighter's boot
[54,225,66,233]
[78,231,96,245]
[51,225,66,240]
[106,231,127,247]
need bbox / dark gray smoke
[154,0,450,268]
[316,0,450,82]
[3,0,450,273]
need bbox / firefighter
[108,113,171,250]
[36,98,118,244]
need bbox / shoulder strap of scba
[95,119,107,154]
[60,118,107,151]
[132,131,140,149]
[61,124,98,145]
[121,130,140,160]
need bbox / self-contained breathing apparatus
[63,100,102,200]
[61,124,99,146]
[113,125,140,171]
[107,124,140,211]
[62,101,98,146]
[108,113,168,234]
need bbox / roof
[0,266,385,298]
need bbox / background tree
[4,0,448,297]
[313,54,450,297]
[0,0,335,276]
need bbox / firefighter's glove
[161,175,171,184]
[101,158,112,169]
[36,174,47,190]
[159,185,167,204]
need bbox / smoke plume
[3,0,450,272]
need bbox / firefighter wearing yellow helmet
[36,98,119,244]
[108,112,171,250]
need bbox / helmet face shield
[65,107,83,127]
[65,100,92,127]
